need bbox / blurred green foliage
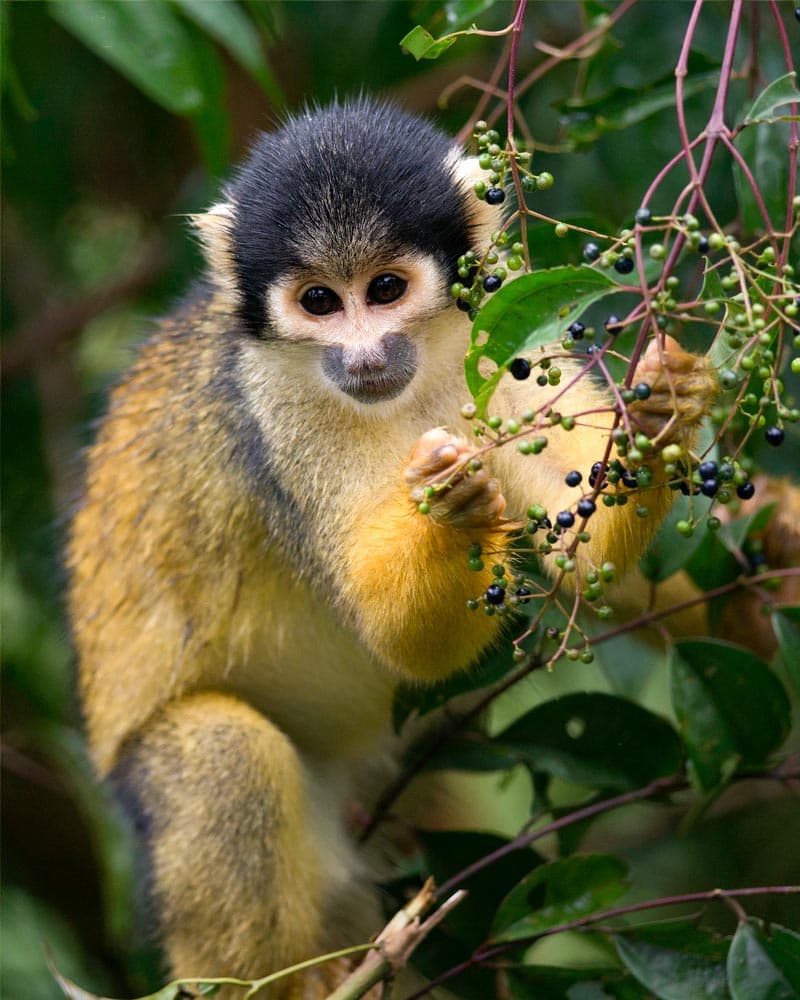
[2,2,799,999]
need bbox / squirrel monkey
[67,98,715,996]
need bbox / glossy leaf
[615,925,730,1000]
[400,24,458,60]
[684,527,740,592]
[772,605,800,695]
[743,72,800,124]
[492,854,628,942]
[414,0,498,33]
[558,66,719,147]
[50,0,208,114]
[728,920,800,1000]
[174,0,284,102]
[703,260,737,372]
[670,639,792,791]
[421,734,520,773]
[420,830,543,948]
[733,112,790,234]
[465,265,620,416]
[496,691,682,791]
[640,493,712,582]
[507,965,649,999]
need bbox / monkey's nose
[322,334,417,404]
[343,344,387,375]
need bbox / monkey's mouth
[322,335,417,405]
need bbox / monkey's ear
[190,202,240,304]
[450,153,505,248]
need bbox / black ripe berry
[556,510,575,528]
[698,460,718,480]
[565,470,582,487]
[605,314,623,334]
[515,586,532,604]
[737,481,756,501]
[583,241,600,262]
[634,206,652,225]
[697,236,710,253]
[577,498,596,518]
[796,5,800,21]
[765,426,785,446]
[456,298,472,312]
[483,274,503,293]
[700,478,719,497]
[614,256,635,275]
[633,382,652,400]
[568,321,586,339]
[621,469,638,489]
[485,583,506,605]
[510,357,532,380]
[589,462,606,488]
[486,188,506,205]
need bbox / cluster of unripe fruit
[447,121,560,319]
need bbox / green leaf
[743,72,800,124]
[733,109,791,234]
[615,924,730,1000]
[441,0,498,32]
[421,734,520,773]
[507,965,650,999]
[420,830,544,948]
[670,639,792,791]
[639,493,712,582]
[728,920,800,1000]
[49,0,208,114]
[464,265,620,416]
[400,24,457,60]
[772,605,800,695]
[492,854,628,942]
[174,0,284,103]
[558,66,719,147]
[725,501,777,551]
[703,260,737,372]
[683,503,775,592]
[496,692,682,791]
[684,527,740,592]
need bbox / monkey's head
[194,98,499,408]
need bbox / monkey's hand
[628,335,716,444]
[405,428,507,530]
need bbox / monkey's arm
[491,337,716,578]
[343,429,512,682]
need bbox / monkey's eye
[368,274,407,305]
[301,286,341,316]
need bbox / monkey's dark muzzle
[322,333,417,404]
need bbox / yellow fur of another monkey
[67,100,716,998]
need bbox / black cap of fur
[229,97,472,338]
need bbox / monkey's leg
[111,691,325,999]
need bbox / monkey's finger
[433,470,494,511]
[445,486,507,530]
[405,431,471,483]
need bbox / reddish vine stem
[435,772,686,900]
[403,884,800,1000]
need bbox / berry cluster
[449,121,560,320]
